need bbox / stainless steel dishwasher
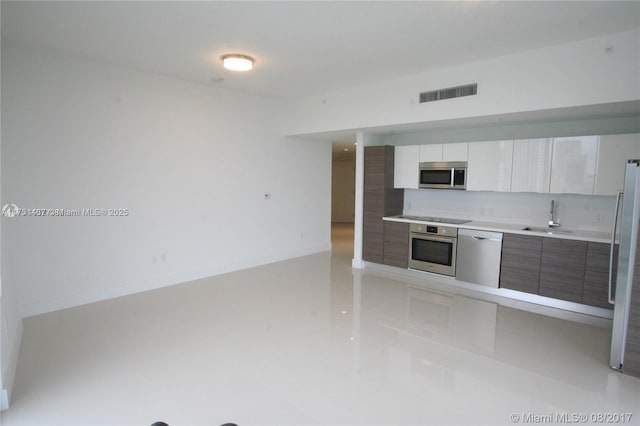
[455,229,503,288]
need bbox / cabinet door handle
[608,190,623,305]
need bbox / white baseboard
[19,243,331,318]
[351,258,364,269]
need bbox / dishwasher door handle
[470,235,502,242]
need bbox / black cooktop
[397,215,471,225]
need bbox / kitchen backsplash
[403,189,616,233]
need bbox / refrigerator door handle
[609,190,623,305]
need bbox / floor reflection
[345,258,638,423]
[327,223,638,423]
[3,223,638,425]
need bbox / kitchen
[357,133,640,378]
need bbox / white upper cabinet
[392,134,639,195]
[443,143,468,162]
[419,144,443,162]
[594,134,640,196]
[394,145,420,189]
[467,141,514,192]
[419,143,468,162]
[549,136,599,195]
[511,139,553,193]
[396,142,468,188]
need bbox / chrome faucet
[549,199,560,228]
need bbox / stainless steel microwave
[419,161,467,190]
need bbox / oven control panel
[409,223,458,237]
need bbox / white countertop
[383,215,613,244]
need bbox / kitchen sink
[522,226,572,235]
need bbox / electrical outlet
[152,255,157,264]
[161,254,166,263]
[596,214,604,225]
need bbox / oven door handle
[411,234,457,244]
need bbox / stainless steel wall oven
[408,223,458,276]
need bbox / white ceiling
[2,1,639,100]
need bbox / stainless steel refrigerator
[610,159,640,373]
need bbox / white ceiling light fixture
[221,54,255,72]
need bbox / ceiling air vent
[419,83,477,103]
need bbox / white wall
[285,29,640,136]
[0,32,24,410]
[331,158,355,223]
[2,46,332,318]
[0,257,21,410]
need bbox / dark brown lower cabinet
[383,222,409,268]
[539,238,587,304]
[623,236,640,377]
[500,233,617,309]
[499,233,542,294]
[583,242,617,309]
[363,200,385,264]
[362,146,403,264]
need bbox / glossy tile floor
[3,223,640,425]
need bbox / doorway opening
[331,138,356,254]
